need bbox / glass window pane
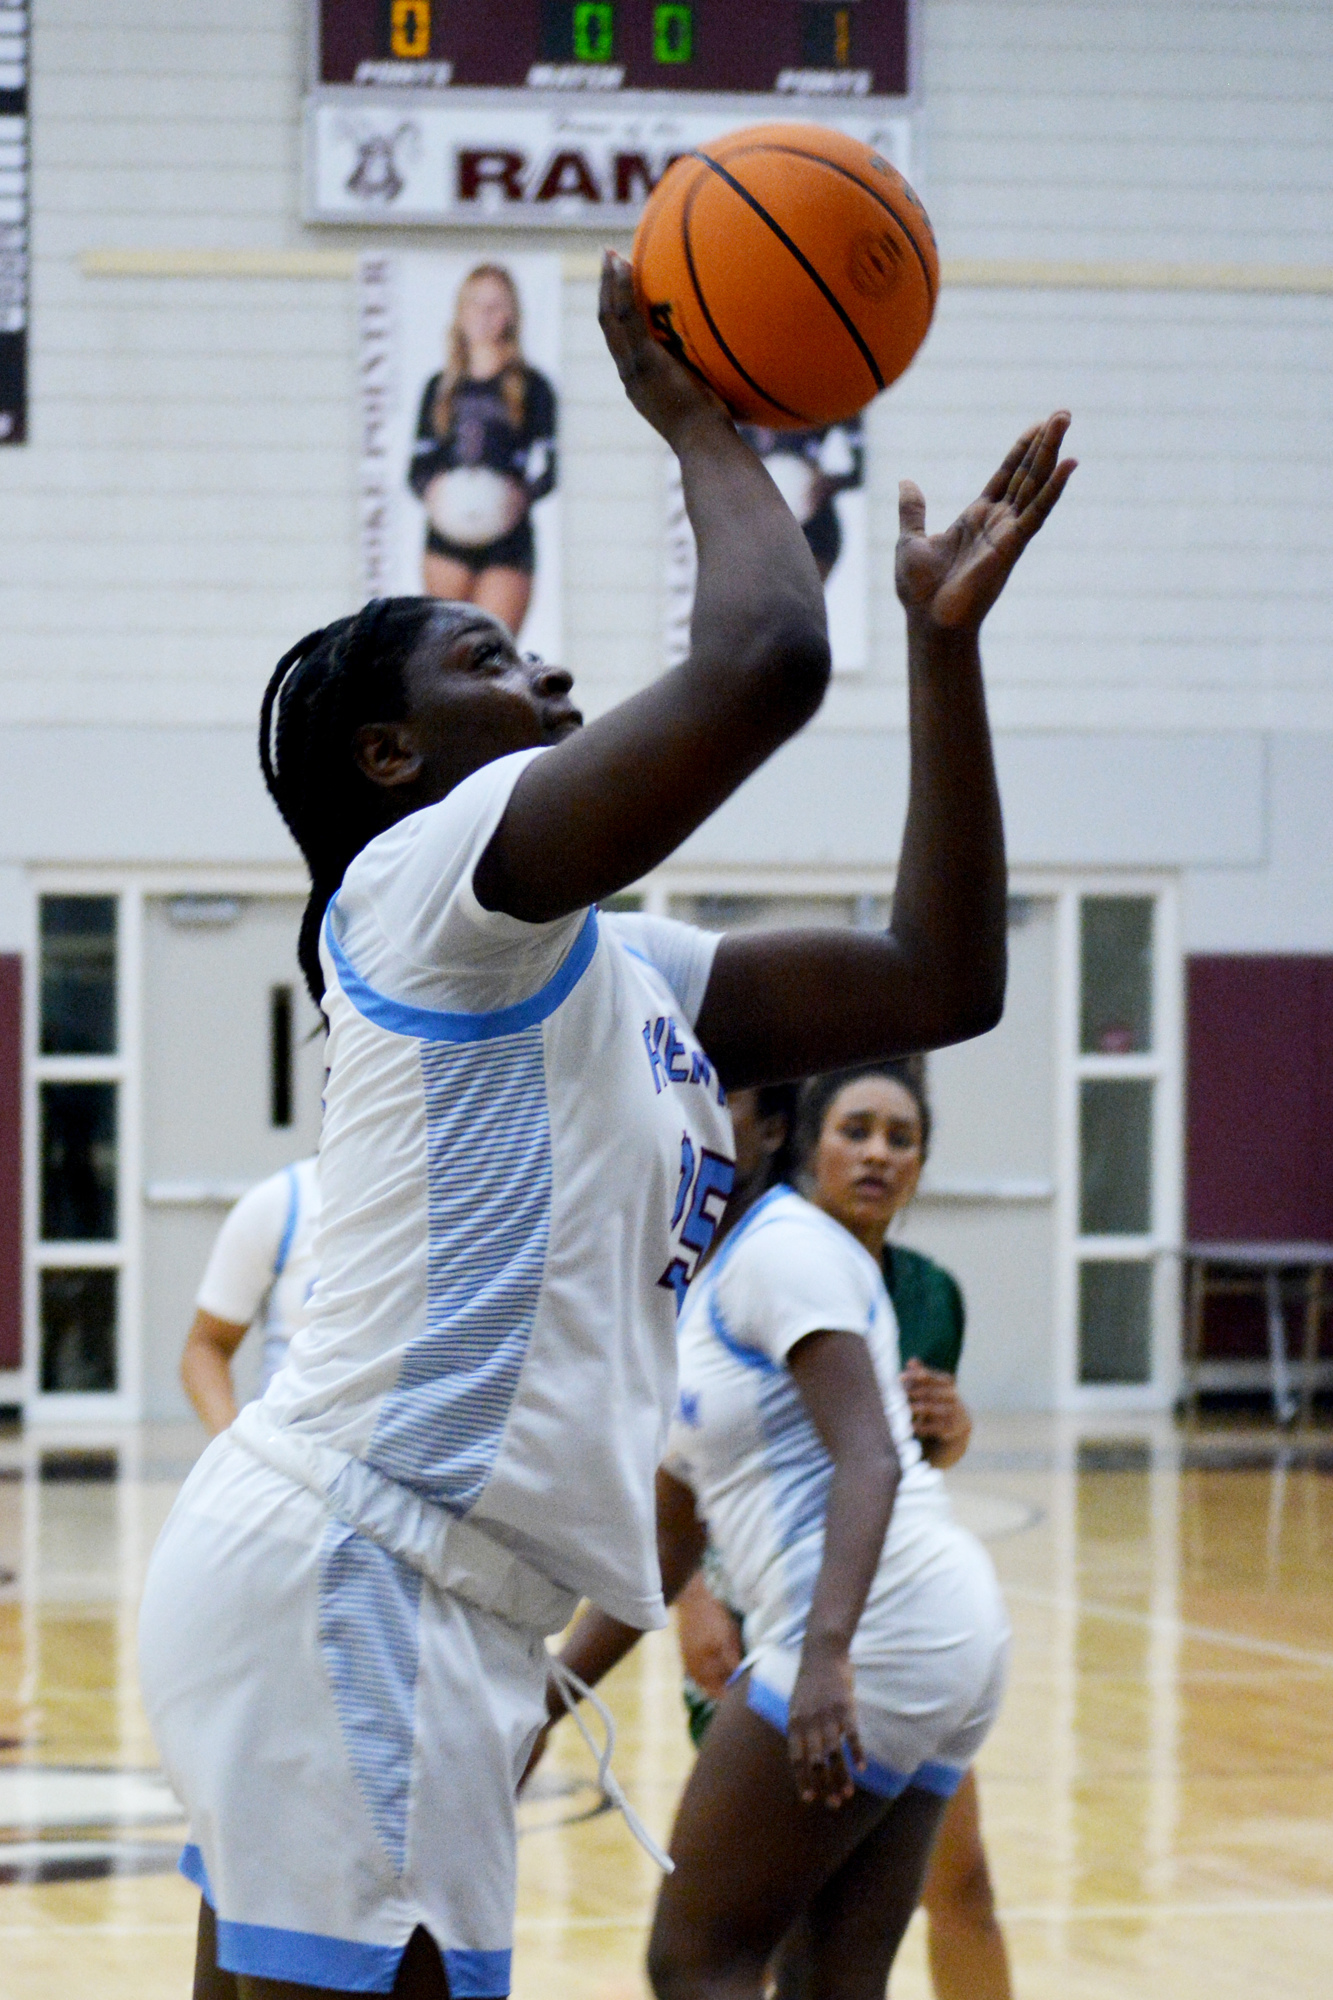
[40,1268,118,1392]
[1080,896,1153,1054]
[1079,1260,1151,1384]
[1080,1079,1152,1235]
[40,896,117,1055]
[667,894,864,931]
[40,1083,118,1241]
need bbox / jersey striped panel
[365,1026,552,1510]
[316,1520,422,1876]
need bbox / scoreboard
[307,1,914,228]
[316,2,911,99]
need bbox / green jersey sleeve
[882,1243,966,1375]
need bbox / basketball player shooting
[138,250,1073,2000]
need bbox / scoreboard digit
[386,2,431,61]
[315,1,911,98]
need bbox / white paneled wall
[0,0,1330,744]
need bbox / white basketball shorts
[744,1518,1011,1799]
[138,1433,549,1994]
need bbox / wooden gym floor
[2,1415,1331,2000]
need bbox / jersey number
[659,1139,734,1310]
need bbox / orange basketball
[632,123,939,430]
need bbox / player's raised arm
[694,414,1076,1083]
[471,251,831,923]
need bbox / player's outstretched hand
[895,412,1076,633]
[598,249,727,448]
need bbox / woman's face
[809,1076,924,1248]
[457,274,516,355]
[355,609,581,807]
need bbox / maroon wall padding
[0,956,21,1370]
[1187,956,1333,1244]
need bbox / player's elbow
[745,611,832,727]
[957,975,1006,1042]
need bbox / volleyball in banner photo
[359,252,562,654]
[665,416,868,674]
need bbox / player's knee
[925,1848,999,1931]
[648,1923,761,2000]
[647,1929,693,2000]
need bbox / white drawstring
[547,1656,674,1874]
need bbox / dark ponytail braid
[258,596,463,1006]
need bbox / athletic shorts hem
[745,1676,966,1801]
[179,1846,512,1996]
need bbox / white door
[899,897,1058,1410]
[139,895,323,1421]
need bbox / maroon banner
[0,956,22,1370]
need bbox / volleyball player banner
[359,252,562,659]
[665,419,869,674]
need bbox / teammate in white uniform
[537,1077,1008,2000]
[138,253,1074,2000]
[181,1158,320,1434]
[664,1187,1008,1790]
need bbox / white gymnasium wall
[0,0,1329,907]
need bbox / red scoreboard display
[315,2,911,99]
[307,3,913,227]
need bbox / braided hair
[258,596,469,1007]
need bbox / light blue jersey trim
[745,1679,965,1802]
[707,1184,794,1281]
[178,1844,511,1993]
[445,1947,513,1996]
[324,900,598,1044]
[912,1760,967,1798]
[217,1916,404,1993]
[179,1841,211,1899]
[273,1164,299,1277]
[707,1290,778,1375]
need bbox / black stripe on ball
[681,174,817,426]
[719,142,939,311]
[689,149,886,396]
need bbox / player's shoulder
[218,1165,299,1249]
[599,910,718,1024]
[720,1184,870,1280]
[338,748,546,919]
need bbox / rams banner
[307,99,910,227]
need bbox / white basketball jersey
[257,749,733,1629]
[665,1186,949,1659]
[195,1157,320,1392]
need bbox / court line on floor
[4,1898,1332,1940]
[510,1897,1333,1932]
[1003,1585,1333,1672]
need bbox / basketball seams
[633,123,937,427]
[680,174,817,427]
[715,142,938,310]
[689,150,886,398]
